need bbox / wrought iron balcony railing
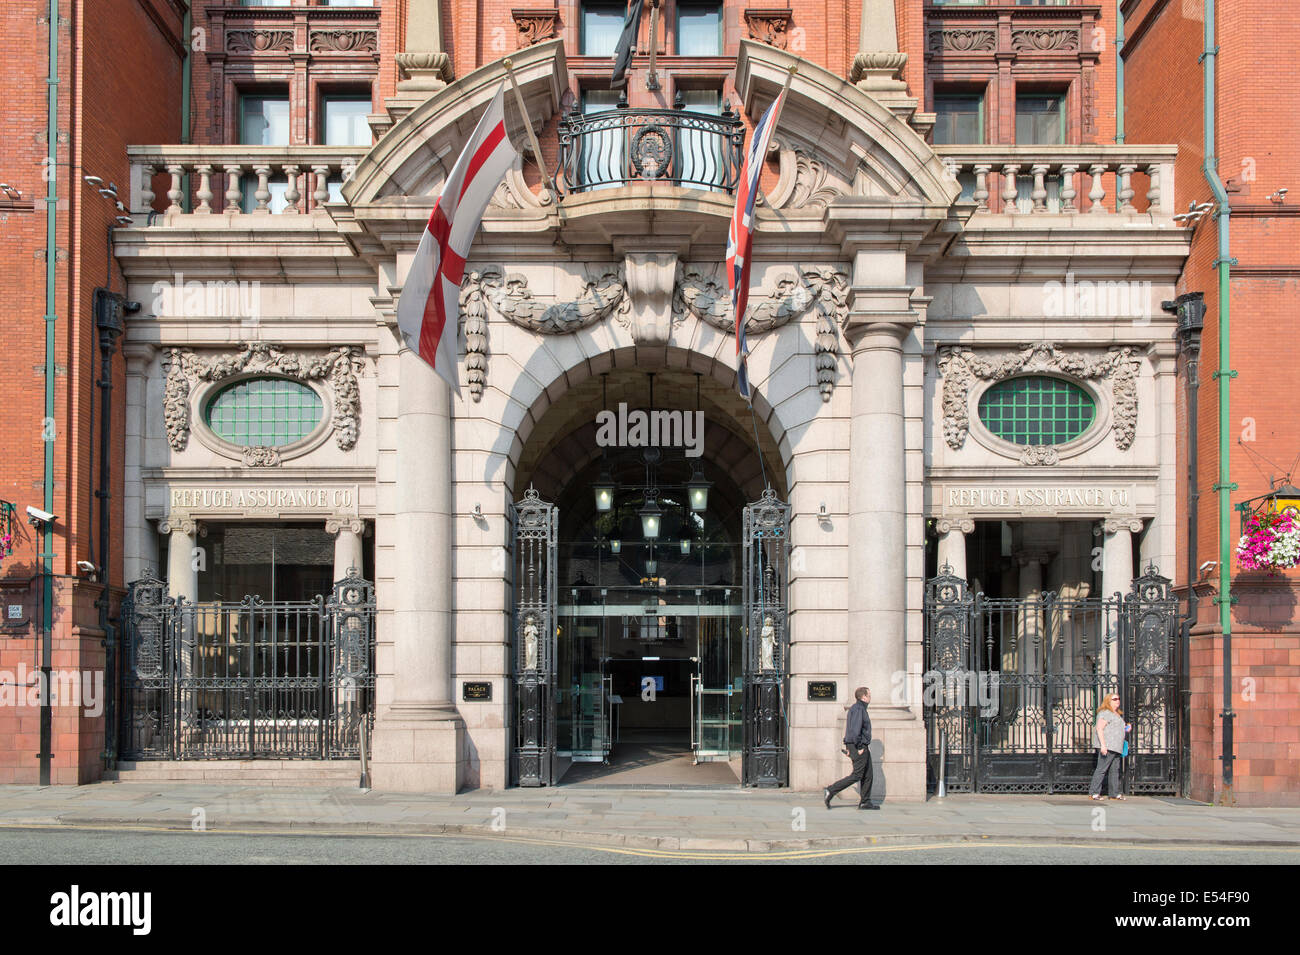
[556,97,746,196]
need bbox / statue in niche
[760,615,776,671]
[523,614,540,670]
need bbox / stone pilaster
[122,344,156,585]
[1014,550,1049,675]
[370,348,465,793]
[383,0,455,128]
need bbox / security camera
[26,505,55,525]
[1199,560,1217,575]
[83,175,103,188]
[77,560,98,576]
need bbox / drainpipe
[181,1,191,209]
[1202,0,1235,802]
[39,0,60,788]
[1115,1,1125,145]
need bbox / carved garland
[674,264,848,401]
[927,29,997,54]
[162,343,365,456]
[456,267,631,401]
[226,30,294,54]
[308,30,379,54]
[1011,28,1080,53]
[936,342,1140,458]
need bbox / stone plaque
[462,681,493,702]
[807,680,837,701]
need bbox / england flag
[397,84,518,398]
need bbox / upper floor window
[582,2,626,57]
[321,94,372,146]
[978,377,1096,447]
[1016,94,1064,145]
[933,94,983,145]
[240,94,290,146]
[677,1,722,56]
[241,0,291,6]
[239,93,291,212]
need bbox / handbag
[1121,740,1129,758]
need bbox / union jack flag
[725,88,787,403]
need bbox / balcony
[933,145,1177,216]
[556,99,745,196]
[127,145,366,216]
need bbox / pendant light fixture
[687,375,711,511]
[594,373,615,512]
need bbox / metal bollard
[937,729,947,798]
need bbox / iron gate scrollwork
[119,566,375,759]
[742,487,790,787]
[923,563,1180,794]
[511,487,559,787]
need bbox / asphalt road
[1,826,1295,865]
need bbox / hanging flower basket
[0,533,11,567]
[1236,510,1300,574]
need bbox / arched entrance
[509,367,789,788]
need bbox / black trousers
[827,746,874,805]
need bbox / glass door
[692,592,743,762]
[557,593,610,763]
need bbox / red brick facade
[1125,0,1300,806]
[0,0,180,784]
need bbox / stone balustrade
[127,146,368,217]
[932,145,1178,217]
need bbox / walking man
[824,686,878,809]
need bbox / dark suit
[826,700,874,806]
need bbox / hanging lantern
[686,464,711,513]
[639,496,662,540]
[609,538,622,554]
[680,538,691,556]
[593,469,615,512]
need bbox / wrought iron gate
[511,487,559,787]
[118,568,375,759]
[923,563,1180,794]
[742,488,790,787]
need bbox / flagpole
[646,0,660,91]
[738,63,798,413]
[502,58,564,213]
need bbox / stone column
[1098,518,1142,674]
[936,518,974,581]
[327,517,365,584]
[1015,551,1048,675]
[847,322,909,696]
[370,348,465,793]
[160,517,200,603]
[160,516,202,680]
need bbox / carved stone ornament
[1011,29,1080,53]
[242,446,282,468]
[1097,518,1144,536]
[226,30,294,55]
[395,51,454,86]
[159,517,206,538]
[936,342,1140,453]
[325,517,366,536]
[935,518,975,536]
[927,29,996,54]
[162,343,365,453]
[766,140,844,210]
[1019,446,1059,467]
[512,8,560,47]
[309,30,379,54]
[674,264,848,401]
[744,8,793,50]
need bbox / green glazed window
[205,378,323,447]
[978,376,1095,446]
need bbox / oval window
[204,377,323,447]
[978,376,1096,446]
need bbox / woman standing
[1089,693,1131,801]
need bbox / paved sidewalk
[2,783,1299,852]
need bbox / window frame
[675,0,723,57]
[972,375,1103,453]
[193,374,335,462]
